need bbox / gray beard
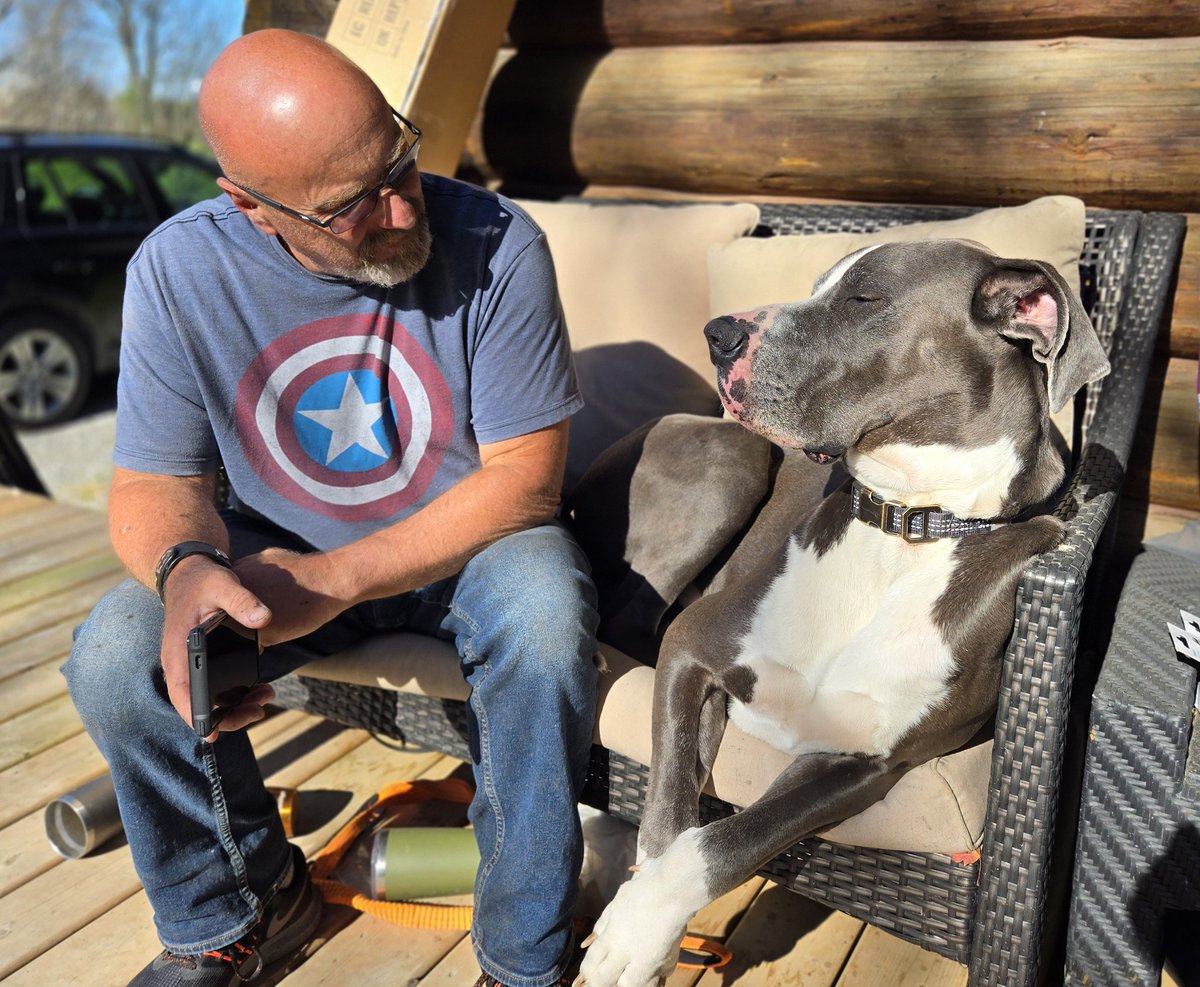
[352,214,433,287]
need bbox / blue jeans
[64,513,599,987]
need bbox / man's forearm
[108,467,228,590]
[320,451,562,607]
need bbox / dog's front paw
[575,875,685,987]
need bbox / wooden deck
[0,484,979,986]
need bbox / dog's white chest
[727,525,959,757]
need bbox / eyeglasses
[228,109,421,235]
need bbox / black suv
[0,131,221,427]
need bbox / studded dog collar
[850,481,1001,543]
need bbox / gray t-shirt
[114,175,581,551]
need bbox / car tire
[0,313,93,428]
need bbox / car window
[20,153,150,228]
[143,154,219,213]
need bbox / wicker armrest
[969,212,1188,984]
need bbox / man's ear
[215,177,280,236]
[973,258,1110,413]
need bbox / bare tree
[90,0,232,145]
[0,0,116,132]
[92,0,160,133]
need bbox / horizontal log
[507,0,1200,47]
[468,38,1200,212]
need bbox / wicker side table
[1065,547,1200,984]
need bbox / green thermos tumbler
[371,827,480,900]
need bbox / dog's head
[704,239,1109,517]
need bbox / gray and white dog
[568,239,1110,987]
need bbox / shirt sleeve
[111,245,221,476]
[467,225,583,446]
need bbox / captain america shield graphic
[235,313,454,520]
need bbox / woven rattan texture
[268,203,1188,985]
[1065,548,1200,985]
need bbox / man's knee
[475,524,595,602]
[462,525,599,679]
[63,579,165,730]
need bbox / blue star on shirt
[294,371,397,471]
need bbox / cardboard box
[325,0,515,178]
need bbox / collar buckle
[898,505,935,543]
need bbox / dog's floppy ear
[974,259,1110,413]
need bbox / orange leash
[677,935,734,970]
[308,778,476,931]
[307,779,734,966]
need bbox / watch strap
[155,541,231,603]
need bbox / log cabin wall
[480,1,1200,542]
[247,0,1199,538]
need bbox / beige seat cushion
[516,199,762,382]
[707,195,1087,444]
[294,634,989,853]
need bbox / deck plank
[0,490,52,519]
[0,711,342,977]
[1,892,157,987]
[0,552,123,617]
[0,659,69,722]
[836,925,968,987]
[0,570,123,649]
[695,883,862,987]
[0,710,305,832]
[0,694,84,773]
[0,528,115,591]
[0,509,111,562]
[0,619,83,681]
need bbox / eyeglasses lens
[326,146,418,234]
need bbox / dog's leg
[578,751,902,987]
[568,414,772,662]
[636,656,728,859]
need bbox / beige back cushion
[516,199,762,382]
[707,195,1088,444]
[707,195,1084,314]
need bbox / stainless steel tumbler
[44,772,123,859]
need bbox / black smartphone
[187,611,262,737]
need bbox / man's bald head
[199,29,389,188]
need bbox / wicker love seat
[272,195,1187,986]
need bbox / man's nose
[373,185,418,229]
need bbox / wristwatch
[154,541,232,603]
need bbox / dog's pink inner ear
[1015,289,1059,334]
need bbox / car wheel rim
[0,327,82,425]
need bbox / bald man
[64,29,599,987]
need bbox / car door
[0,149,153,425]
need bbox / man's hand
[233,547,351,646]
[160,555,274,739]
